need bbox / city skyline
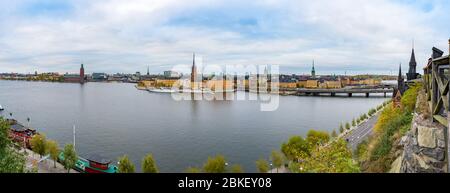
[0,0,449,75]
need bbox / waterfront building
[306,80,319,88]
[92,73,108,81]
[205,79,234,91]
[324,80,342,89]
[164,70,180,78]
[80,64,85,84]
[297,80,307,88]
[278,81,298,89]
[190,53,201,89]
[63,64,85,83]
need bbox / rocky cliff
[390,90,447,173]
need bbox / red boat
[7,119,37,148]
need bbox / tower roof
[409,48,416,65]
[192,53,196,67]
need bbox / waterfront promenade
[21,148,78,173]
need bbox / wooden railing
[423,43,450,126]
[423,40,449,172]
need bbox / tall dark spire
[398,63,405,94]
[311,60,316,79]
[191,53,197,83]
[147,65,149,75]
[407,40,418,80]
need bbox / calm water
[0,80,389,172]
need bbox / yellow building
[279,82,298,89]
[297,80,307,88]
[205,80,234,91]
[305,80,319,88]
[324,80,342,89]
[138,80,155,88]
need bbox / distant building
[92,73,108,81]
[80,64,85,84]
[306,80,318,88]
[63,64,85,83]
[394,63,405,98]
[164,70,180,78]
[311,60,316,79]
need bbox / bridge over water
[295,86,395,97]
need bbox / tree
[281,136,310,161]
[30,134,47,158]
[118,155,135,173]
[292,139,360,173]
[255,158,269,173]
[345,122,351,130]
[203,155,227,173]
[142,154,158,173]
[339,123,344,132]
[46,140,59,168]
[331,130,337,138]
[271,150,284,173]
[63,144,77,173]
[306,130,330,147]
[352,119,356,126]
[0,117,25,173]
[230,164,243,173]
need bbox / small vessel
[7,119,37,148]
[58,153,118,173]
[148,87,177,93]
[0,104,4,111]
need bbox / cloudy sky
[0,0,448,75]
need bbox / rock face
[393,113,447,173]
[390,89,447,173]
[417,126,437,148]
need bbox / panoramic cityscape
[0,1,450,191]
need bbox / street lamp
[225,162,229,173]
[270,163,273,173]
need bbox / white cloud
[0,0,448,74]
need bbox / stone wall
[390,90,447,173]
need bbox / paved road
[344,113,380,151]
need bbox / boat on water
[0,104,4,111]
[148,87,177,93]
[58,153,118,173]
[7,119,37,148]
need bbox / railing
[423,39,450,172]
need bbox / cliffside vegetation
[358,83,422,172]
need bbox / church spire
[311,60,316,79]
[407,39,417,80]
[398,63,405,94]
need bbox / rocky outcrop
[389,90,447,173]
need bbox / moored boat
[7,119,37,148]
[58,152,118,173]
[0,104,4,111]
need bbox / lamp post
[225,162,228,172]
[27,117,30,128]
[270,163,273,173]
